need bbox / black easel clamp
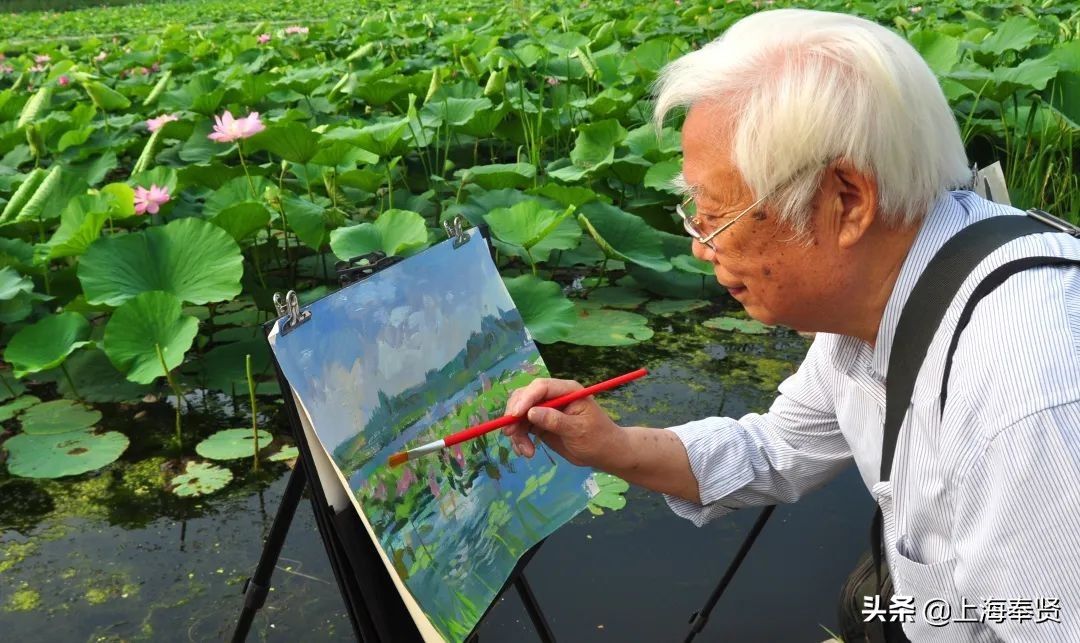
[335,252,405,287]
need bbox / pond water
[0,303,874,641]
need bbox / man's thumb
[527,407,566,433]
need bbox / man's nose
[690,238,715,262]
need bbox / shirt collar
[869,191,978,380]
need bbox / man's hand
[502,377,702,503]
[501,377,629,470]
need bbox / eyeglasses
[675,191,771,252]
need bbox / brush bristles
[387,452,409,467]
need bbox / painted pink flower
[34,54,50,64]
[373,482,387,501]
[133,184,170,215]
[284,25,308,35]
[57,75,69,87]
[396,467,416,495]
[94,51,107,62]
[428,468,440,497]
[452,445,465,469]
[208,110,265,143]
[146,113,179,132]
[257,33,271,44]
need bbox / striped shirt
[665,190,1080,641]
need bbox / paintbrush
[387,368,648,467]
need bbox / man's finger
[508,378,584,416]
[526,407,572,435]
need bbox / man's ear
[829,160,878,249]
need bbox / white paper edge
[268,322,445,642]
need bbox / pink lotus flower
[208,110,265,143]
[0,64,13,75]
[133,184,170,215]
[57,75,69,87]
[94,51,107,62]
[257,33,271,44]
[29,64,46,73]
[284,25,308,35]
[146,113,179,132]
[909,5,922,13]
[546,77,559,86]
[34,54,50,64]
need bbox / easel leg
[231,462,308,643]
[515,571,556,643]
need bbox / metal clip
[278,290,311,336]
[1027,209,1080,238]
[443,214,471,248]
[273,292,288,317]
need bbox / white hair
[654,9,971,234]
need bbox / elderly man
[503,9,1080,642]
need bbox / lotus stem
[237,142,257,200]
[155,342,184,450]
[247,353,259,472]
[59,363,81,400]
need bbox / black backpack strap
[880,212,1078,482]
[939,255,1080,414]
[867,209,1079,640]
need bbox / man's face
[681,103,850,331]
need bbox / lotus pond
[0,0,1076,638]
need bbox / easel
[231,238,557,643]
[231,222,781,642]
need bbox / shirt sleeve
[952,401,1080,640]
[663,334,853,526]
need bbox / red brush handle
[442,368,648,448]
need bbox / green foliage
[3,312,91,378]
[3,429,128,479]
[18,399,101,435]
[169,460,233,497]
[103,291,199,384]
[195,428,273,461]
[703,316,773,335]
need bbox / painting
[268,232,594,642]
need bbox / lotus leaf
[195,428,273,461]
[0,267,33,300]
[0,378,27,403]
[645,299,709,316]
[570,302,653,346]
[103,291,200,384]
[40,348,152,403]
[502,274,576,344]
[46,195,110,259]
[671,254,714,275]
[184,339,270,394]
[0,395,40,422]
[458,164,536,190]
[170,461,234,497]
[4,429,128,479]
[281,195,328,249]
[329,209,428,259]
[703,316,773,335]
[19,399,102,435]
[4,312,91,378]
[585,287,648,310]
[568,119,626,171]
[643,159,682,194]
[268,446,300,462]
[576,202,670,272]
[248,121,320,164]
[484,201,571,250]
[79,217,244,306]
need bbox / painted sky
[270,233,526,453]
